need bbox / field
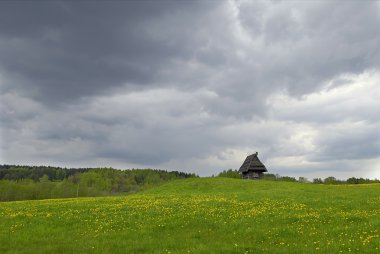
[1,178,380,253]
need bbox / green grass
[0,177,379,253]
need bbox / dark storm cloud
[0,1,217,104]
[1,1,379,107]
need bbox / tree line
[217,169,380,184]
[0,165,197,202]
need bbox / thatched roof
[239,152,267,173]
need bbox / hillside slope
[1,178,379,253]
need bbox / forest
[0,165,196,202]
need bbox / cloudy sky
[1,0,380,179]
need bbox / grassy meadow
[0,177,379,253]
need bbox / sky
[1,0,380,179]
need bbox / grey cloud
[1,89,221,166]
[237,1,380,95]
[1,1,380,178]
[310,123,380,162]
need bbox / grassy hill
[1,177,379,253]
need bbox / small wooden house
[239,152,267,179]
